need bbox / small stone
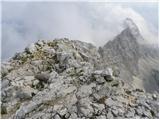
[53,104,63,111]
[134,88,144,92]
[48,71,59,83]
[105,98,116,107]
[64,112,71,119]
[113,69,120,77]
[125,89,132,94]
[95,77,106,84]
[1,105,7,114]
[36,40,44,46]
[107,111,114,118]
[59,108,68,117]
[112,108,119,117]
[79,52,89,61]
[115,96,128,104]
[76,83,95,98]
[60,86,77,96]
[111,80,119,87]
[56,52,73,65]
[23,76,35,81]
[96,115,106,119]
[136,98,151,109]
[31,60,43,66]
[92,93,101,101]
[79,98,94,118]
[93,70,103,75]
[92,103,105,115]
[43,47,55,55]
[2,79,9,89]
[102,68,113,81]
[70,113,78,119]
[25,43,37,54]
[54,114,61,119]
[143,110,152,118]
[152,94,157,100]
[32,80,39,86]
[65,94,77,106]
[135,106,143,115]
[125,109,135,118]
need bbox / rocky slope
[99,18,159,93]
[1,37,159,118]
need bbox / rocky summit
[1,19,159,119]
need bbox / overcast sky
[1,2,159,60]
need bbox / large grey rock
[14,101,41,118]
[16,86,36,100]
[35,73,50,83]
[93,68,114,81]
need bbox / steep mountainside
[99,18,159,93]
[1,38,159,119]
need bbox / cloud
[2,2,158,60]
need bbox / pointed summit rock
[123,18,144,44]
[123,18,140,36]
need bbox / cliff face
[99,18,159,93]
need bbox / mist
[2,2,158,60]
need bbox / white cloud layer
[2,2,158,60]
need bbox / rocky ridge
[1,38,159,119]
[99,18,159,92]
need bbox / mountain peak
[123,18,140,37]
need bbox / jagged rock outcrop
[99,18,159,93]
[1,37,159,119]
